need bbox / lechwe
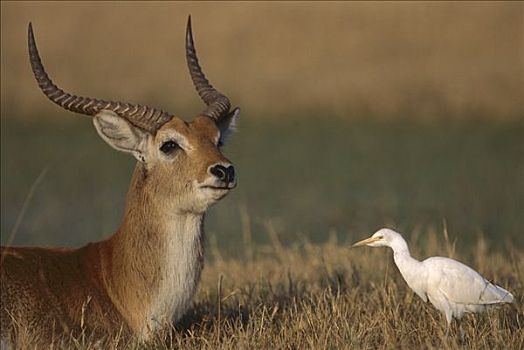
[1,17,240,344]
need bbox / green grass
[1,117,523,253]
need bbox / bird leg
[441,317,450,345]
[443,312,453,341]
[458,323,465,344]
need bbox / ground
[7,230,522,349]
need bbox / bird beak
[352,236,381,247]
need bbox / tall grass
[6,228,522,349]
[1,3,522,348]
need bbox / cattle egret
[353,228,514,327]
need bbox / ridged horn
[28,23,173,133]
[185,16,231,121]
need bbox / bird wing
[423,257,512,305]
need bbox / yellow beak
[352,236,381,247]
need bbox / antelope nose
[209,164,235,183]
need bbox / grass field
[7,230,523,349]
[1,2,523,348]
[2,117,523,348]
[179,236,522,350]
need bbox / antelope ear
[93,110,150,162]
[217,107,240,145]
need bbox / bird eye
[160,140,179,154]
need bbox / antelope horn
[28,23,173,133]
[185,16,231,121]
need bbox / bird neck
[392,248,420,269]
[391,239,417,268]
[391,244,425,291]
[389,237,410,256]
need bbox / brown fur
[0,114,236,345]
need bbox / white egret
[353,228,514,328]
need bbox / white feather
[355,228,514,324]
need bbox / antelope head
[28,17,239,214]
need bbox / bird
[352,228,514,329]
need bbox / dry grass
[7,229,523,349]
[1,2,523,121]
[2,4,522,348]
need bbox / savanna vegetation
[2,118,522,349]
[5,229,523,349]
[1,2,523,349]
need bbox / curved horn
[28,23,173,133]
[185,16,231,121]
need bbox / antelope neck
[100,164,205,338]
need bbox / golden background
[2,1,522,121]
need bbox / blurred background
[1,2,523,254]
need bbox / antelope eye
[160,140,179,154]
[217,139,224,148]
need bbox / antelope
[0,17,240,344]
